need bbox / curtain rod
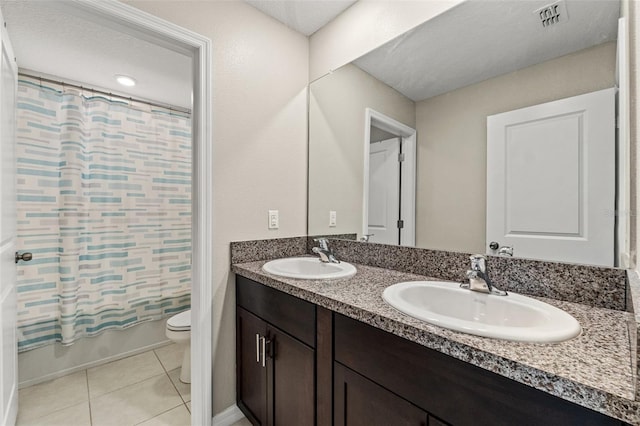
[18,72,192,115]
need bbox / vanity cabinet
[236,275,625,426]
[236,276,315,426]
[334,362,433,426]
[334,313,622,426]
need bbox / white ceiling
[353,0,620,102]
[245,0,357,36]
[1,1,192,109]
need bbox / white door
[487,88,615,266]
[0,10,18,426]
[367,137,400,244]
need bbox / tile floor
[16,344,190,426]
[16,343,251,426]
[16,344,251,426]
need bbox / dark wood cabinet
[236,275,626,426]
[270,326,315,425]
[236,276,316,426]
[334,313,622,426]
[334,362,429,426]
[236,308,268,424]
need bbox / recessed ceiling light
[115,75,136,87]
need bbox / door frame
[63,2,213,425]
[363,108,416,246]
[1,7,18,425]
[616,16,630,268]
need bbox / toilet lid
[167,309,191,331]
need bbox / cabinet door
[334,362,427,426]
[268,324,315,426]
[237,307,268,425]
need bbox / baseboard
[18,339,172,388]
[212,404,246,426]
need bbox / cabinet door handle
[261,336,267,368]
[255,333,261,364]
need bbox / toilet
[166,309,191,384]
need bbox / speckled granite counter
[232,259,639,424]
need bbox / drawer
[236,275,316,347]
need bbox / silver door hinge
[397,220,404,229]
[398,153,405,162]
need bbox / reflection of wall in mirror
[415,41,616,254]
[308,63,415,236]
[309,42,616,252]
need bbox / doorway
[368,135,401,244]
[363,108,416,246]
[0,2,213,425]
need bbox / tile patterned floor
[16,344,194,426]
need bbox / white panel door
[0,11,18,426]
[367,137,400,245]
[487,88,615,266]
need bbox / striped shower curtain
[15,76,191,352]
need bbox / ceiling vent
[535,1,568,28]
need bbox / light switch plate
[268,210,279,229]
[329,210,337,227]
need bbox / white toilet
[166,309,191,384]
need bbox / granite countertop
[232,259,640,424]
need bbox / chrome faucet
[462,254,507,296]
[312,238,340,263]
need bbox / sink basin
[262,257,357,280]
[382,280,581,343]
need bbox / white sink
[262,257,356,280]
[382,280,581,343]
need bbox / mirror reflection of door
[308,1,622,266]
[363,109,417,247]
[487,88,616,267]
[368,136,401,244]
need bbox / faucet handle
[498,246,514,257]
[313,238,329,250]
[469,254,486,272]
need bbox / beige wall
[125,0,309,414]
[415,42,617,253]
[308,64,415,237]
[309,0,463,82]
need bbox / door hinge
[398,153,405,162]
[397,219,404,229]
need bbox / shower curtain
[15,76,192,352]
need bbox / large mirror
[308,0,624,267]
